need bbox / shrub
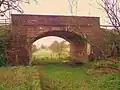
[0,40,7,67]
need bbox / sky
[20,0,107,24]
[2,0,108,46]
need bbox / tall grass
[0,66,41,90]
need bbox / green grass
[0,61,120,90]
[39,64,120,90]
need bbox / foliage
[49,40,69,59]
[0,39,7,67]
[49,41,60,53]
[0,25,11,67]
[103,29,120,57]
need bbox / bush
[0,55,7,67]
[0,40,7,67]
[0,25,11,66]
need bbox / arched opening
[28,30,91,65]
[30,36,70,64]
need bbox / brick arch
[33,30,84,43]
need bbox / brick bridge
[8,14,104,65]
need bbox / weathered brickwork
[7,14,104,65]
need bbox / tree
[103,30,120,57]
[40,44,47,49]
[0,0,38,17]
[49,41,59,54]
[68,0,80,15]
[0,0,22,14]
[97,0,120,57]
[97,0,120,34]
[49,40,69,59]
[58,41,69,59]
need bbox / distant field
[32,49,53,58]
[32,49,69,59]
[31,49,70,65]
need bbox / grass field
[31,49,70,65]
[0,61,120,90]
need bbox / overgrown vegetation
[0,40,7,67]
[0,61,120,90]
[0,66,41,90]
[0,25,10,67]
[103,29,120,57]
[40,64,120,90]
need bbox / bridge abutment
[8,45,30,65]
[70,42,88,62]
[7,34,30,65]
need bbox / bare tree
[97,0,120,35]
[0,0,38,17]
[97,0,120,56]
[68,0,80,15]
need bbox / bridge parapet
[12,14,100,27]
